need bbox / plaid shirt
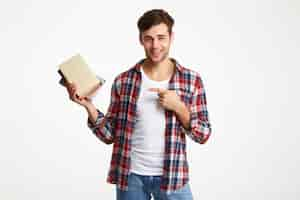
[88,58,211,193]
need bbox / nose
[152,38,159,48]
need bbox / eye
[143,37,152,42]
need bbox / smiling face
[140,23,174,64]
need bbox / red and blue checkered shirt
[88,58,211,193]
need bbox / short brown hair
[137,9,174,36]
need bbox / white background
[0,0,299,199]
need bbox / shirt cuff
[180,111,211,143]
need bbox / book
[58,54,105,97]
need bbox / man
[66,9,211,200]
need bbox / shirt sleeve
[87,80,120,144]
[181,76,212,144]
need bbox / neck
[143,57,173,71]
[142,57,175,81]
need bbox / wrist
[84,101,94,110]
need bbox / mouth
[151,50,161,57]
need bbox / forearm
[174,101,191,130]
[84,102,99,126]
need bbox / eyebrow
[143,34,168,39]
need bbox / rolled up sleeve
[87,80,120,144]
[181,77,211,144]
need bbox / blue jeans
[116,172,193,200]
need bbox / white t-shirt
[130,67,170,175]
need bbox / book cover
[58,54,105,97]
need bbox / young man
[66,9,211,200]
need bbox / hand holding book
[65,81,100,124]
[58,54,105,101]
[66,82,93,107]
